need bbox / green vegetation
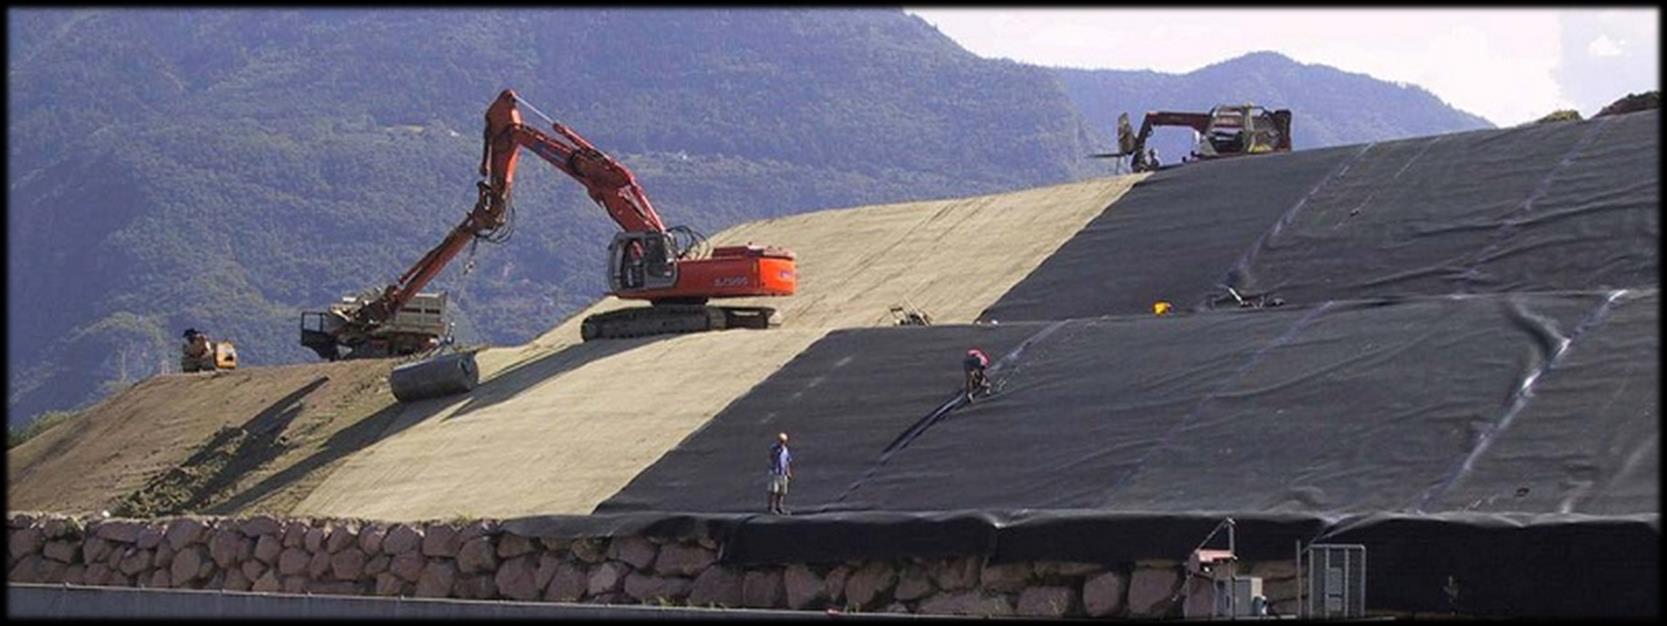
[7,409,82,449]
[1596,90,1660,117]
[1533,110,1585,124]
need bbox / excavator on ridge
[1094,103,1293,173]
[300,89,797,360]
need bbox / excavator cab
[608,231,679,293]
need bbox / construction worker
[963,348,992,400]
[767,432,793,515]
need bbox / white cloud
[1587,34,1624,57]
[903,8,1645,127]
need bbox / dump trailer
[301,292,450,361]
[180,328,237,373]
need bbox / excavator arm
[480,89,668,239]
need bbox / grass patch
[8,409,83,449]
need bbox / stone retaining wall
[8,512,1298,618]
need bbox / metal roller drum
[390,352,479,402]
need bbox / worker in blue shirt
[768,432,793,515]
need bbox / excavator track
[580,304,781,341]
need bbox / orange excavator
[301,89,796,360]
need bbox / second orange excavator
[301,89,797,359]
[479,89,796,340]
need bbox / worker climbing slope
[963,347,992,401]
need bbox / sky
[903,8,1659,127]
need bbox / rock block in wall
[918,591,1015,616]
[457,537,498,574]
[382,525,422,555]
[588,561,628,596]
[43,540,78,563]
[331,547,367,580]
[95,521,142,544]
[545,562,589,603]
[537,536,572,552]
[147,569,171,589]
[1083,570,1127,617]
[496,533,535,559]
[932,556,981,591]
[653,543,716,576]
[783,564,825,609]
[118,548,153,576]
[457,520,495,545]
[223,566,252,592]
[422,524,461,558]
[609,535,658,570]
[364,554,390,577]
[239,515,282,538]
[688,566,743,607]
[164,519,205,551]
[81,537,113,565]
[1180,574,1215,618]
[251,570,282,593]
[37,559,68,584]
[823,565,851,605]
[9,514,38,529]
[63,564,87,586]
[40,517,76,540]
[415,560,458,598]
[495,555,539,601]
[277,548,310,576]
[307,551,332,579]
[281,521,308,548]
[282,575,307,594]
[741,569,785,608]
[570,538,606,564]
[197,553,218,581]
[1127,566,1181,617]
[210,530,251,569]
[980,561,1032,593]
[1018,585,1078,617]
[10,526,44,562]
[535,552,562,590]
[154,541,175,570]
[304,526,327,553]
[170,545,206,584]
[135,525,164,550]
[325,524,358,554]
[623,571,688,602]
[375,572,406,596]
[895,563,935,601]
[357,524,386,556]
[253,534,282,564]
[390,553,425,583]
[844,561,897,609]
[241,559,267,584]
[83,563,112,586]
